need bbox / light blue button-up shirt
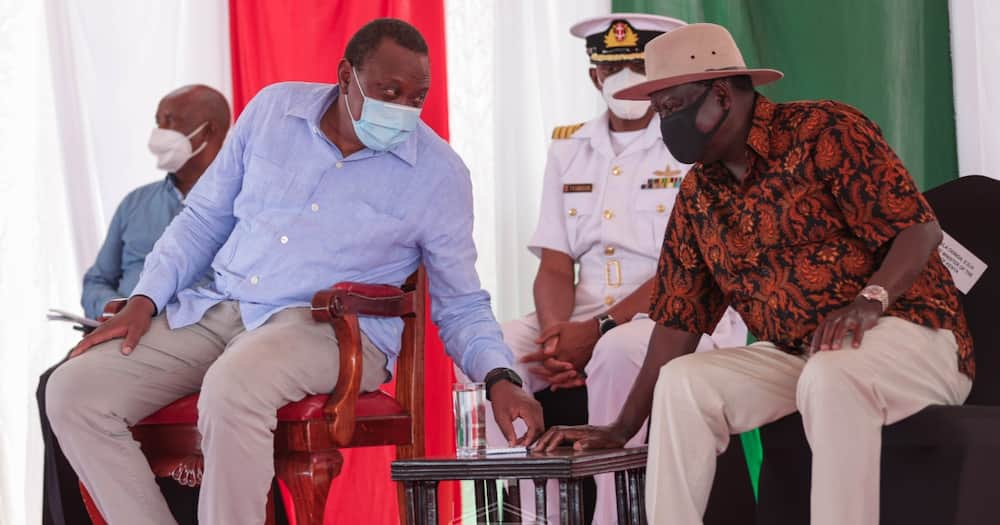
[81,175,184,319]
[132,82,512,381]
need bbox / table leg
[534,479,548,525]
[559,480,569,525]
[615,470,630,525]
[569,479,585,525]
[637,468,647,524]
[505,479,522,523]
[421,481,439,525]
[404,481,419,525]
[474,480,487,524]
[627,469,641,525]
[486,479,499,523]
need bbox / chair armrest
[310,281,417,447]
[101,298,129,322]
[310,282,416,323]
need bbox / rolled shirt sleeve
[527,146,573,258]
[815,106,938,252]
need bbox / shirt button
[335,162,343,168]
[656,204,666,214]
[568,208,578,217]
[604,296,615,306]
[605,246,615,256]
[603,209,614,220]
[250,275,260,285]
[280,235,288,244]
[311,203,320,212]
[611,166,622,176]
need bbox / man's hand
[70,296,156,357]
[521,320,600,389]
[489,380,544,447]
[532,424,630,452]
[810,297,882,354]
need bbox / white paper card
[938,232,987,294]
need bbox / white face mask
[148,122,208,172]
[600,68,651,120]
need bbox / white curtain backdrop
[446,0,610,322]
[949,0,1000,180]
[0,2,230,523]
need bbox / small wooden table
[391,446,648,525]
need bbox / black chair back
[923,175,1000,405]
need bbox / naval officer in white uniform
[486,13,748,524]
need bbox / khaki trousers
[46,301,387,525]
[647,316,972,525]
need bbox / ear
[588,68,602,92]
[337,58,353,94]
[713,80,734,111]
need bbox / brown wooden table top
[391,446,648,481]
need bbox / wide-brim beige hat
[614,23,783,100]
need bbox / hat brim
[613,68,784,100]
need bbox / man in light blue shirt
[81,174,185,319]
[47,19,543,523]
[38,84,230,525]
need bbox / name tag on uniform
[563,184,593,193]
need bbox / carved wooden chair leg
[275,450,344,525]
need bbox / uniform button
[603,209,614,220]
[656,204,666,214]
[335,161,344,168]
[568,208,578,217]
[605,246,615,256]
[604,296,615,306]
[280,235,288,244]
[611,166,622,176]
[250,275,260,285]
[311,203,320,212]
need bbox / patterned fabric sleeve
[815,105,938,252]
[649,183,728,335]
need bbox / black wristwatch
[595,313,618,336]
[484,368,524,401]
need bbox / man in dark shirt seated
[38,84,230,525]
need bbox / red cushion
[135,390,404,426]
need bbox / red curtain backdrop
[228,2,457,524]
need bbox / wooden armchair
[80,268,428,524]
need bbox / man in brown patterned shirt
[533,24,974,525]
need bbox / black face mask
[659,86,729,164]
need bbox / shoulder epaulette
[551,123,585,140]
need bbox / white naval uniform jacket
[529,112,684,310]
[528,112,746,346]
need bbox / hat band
[590,51,645,63]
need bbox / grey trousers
[46,301,388,525]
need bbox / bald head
[154,84,231,187]
[156,84,231,137]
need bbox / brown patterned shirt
[650,95,974,378]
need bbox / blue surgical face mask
[343,67,422,151]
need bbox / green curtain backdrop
[613,0,958,191]
[612,0,959,498]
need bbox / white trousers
[471,305,745,524]
[647,316,972,525]
[46,302,388,524]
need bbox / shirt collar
[165,173,184,202]
[746,94,776,159]
[573,111,663,158]
[286,84,419,167]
